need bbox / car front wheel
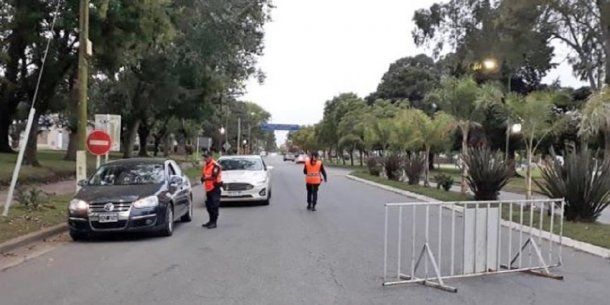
[160,205,174,237]
[69,230,88,241]
[181,196,193,222]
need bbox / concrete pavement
[0,156,609,305]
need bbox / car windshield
[88,163,165,186]
[219,158,263,171]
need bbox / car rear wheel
[69,230,88,241]
[181,196,193,222]
[160,205,174,237]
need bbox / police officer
[303,151,327,211]
[201,150,222,229]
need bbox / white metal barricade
[383,199,565,292]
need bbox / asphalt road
[0,156,609,305]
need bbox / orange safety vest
[202,159,222,192]
[305,160,322,184]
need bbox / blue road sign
[260,123,301,131]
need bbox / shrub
[15,187,49,211]
[367,157,382,176]
[463,147,511,200]
[403,154,425,185]
[535,147,610,222]
[384,154,402,181]
[434,174,454,192]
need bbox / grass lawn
[0,151,101,189]
[0,194,70,244]
[350,170,472,202]
[324,159,365,170]
[430,166,544,195]
[351,170,610,249]
[184,166,201,182]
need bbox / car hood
[222,170,266,183]
[75,184,162,203]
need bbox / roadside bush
[15,187,50,211]
[434,174,454,192]
[535,147,610,222]
[367,157,382,176]
[384,154,402,181]
[463,147,511,200]
[403,154,425,185]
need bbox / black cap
[202,150,211,158]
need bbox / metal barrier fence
[383,199,565,292]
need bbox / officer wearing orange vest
[303,151,327,211]
[201,150,223,229]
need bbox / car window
[167,162,177,176]
[170,161,182,176]
[218,158,263,171]
[88,163,165,185]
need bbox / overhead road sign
[260,124,301,131]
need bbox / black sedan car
[68,158,193,240]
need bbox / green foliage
[433,173,454,191]
[371,54,440,110]
[403,154,426,185]
[384,154,402,181]
[366,156,382,176]
[535,147,610,222]
[463,147,511,200]
[579,88,610,158]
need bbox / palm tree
[430,77,503,193]
[579,88,610,160]
[410,110,456,186]
[507,91,568,199]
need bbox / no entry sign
[86,130,112,156]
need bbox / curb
[346,174,610,260]
[0,223,68,254]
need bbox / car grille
[90,220,128,230]
[223,183,254,191]
[89,202,132,213]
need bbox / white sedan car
[218,155,272,205]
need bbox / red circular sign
[86,130,112,156]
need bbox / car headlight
[69,199,88,214]
[133,196,159,208]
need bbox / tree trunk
[526,138,534,200]
[65,131,77,161]
[359,149,364,166]
[424,146,431,187]
[123,119,140,158]
[428,151,434,170]
[23,112,41,166]
[138,123,150,157]
[460,125,470,194]
[163,134,172,157]
[0,29,27,153]
[600,0,610,85]
[349,149,354,167]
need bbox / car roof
[218,155,262,159]
[104,158,168,166]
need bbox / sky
[243,0,587,145]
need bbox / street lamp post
[219,126,225,156]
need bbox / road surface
[0,156,609,305]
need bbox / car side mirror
[77,179,88,187]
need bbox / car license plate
[226,191,242,197]
[98,212,119,223]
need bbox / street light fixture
[482,58,498,71]
[511,123,522,134]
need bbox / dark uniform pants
[306,183,320,206]
[205,186,221,223]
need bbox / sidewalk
[0,180,76,206]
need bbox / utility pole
[76,0,90,187]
